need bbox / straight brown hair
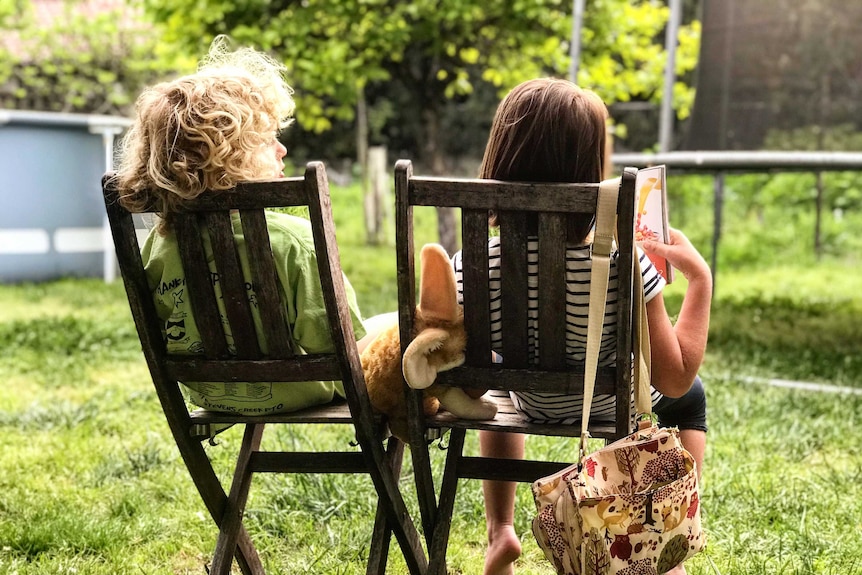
[479,78,609,242]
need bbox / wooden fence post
[364,146,389,245]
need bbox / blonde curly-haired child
[114,37,369,415]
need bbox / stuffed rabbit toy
[360,243,497,442]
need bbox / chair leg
[366,437,403,574]
[427,428,466,575]
[166,416,265,574]
[368,503,392,575]
[210,423,265,575]
[358,435,428,574]
[232,536,265,575]
[407,422,438,548]
[410,435,438,551]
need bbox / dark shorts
[653,375,708,432]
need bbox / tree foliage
[144,0,700,159]
[0,0,191,115]
[143,0,699,250]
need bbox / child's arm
[641,228,712,398]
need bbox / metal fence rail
[610,151,862,289]
[612,151,862,172]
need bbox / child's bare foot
[664,564,687,575]
[484,525,521,575]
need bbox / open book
[635,165,674,283]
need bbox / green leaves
[1,0,190,115]
[141,0,699,139]
[3,0,700,146]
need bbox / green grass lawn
[1,182,861,574]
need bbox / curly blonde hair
[114,36,295,232]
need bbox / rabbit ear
[403,328,450,389]
[418,243,459,323]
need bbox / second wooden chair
[394,159,639,574]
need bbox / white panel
[0,229,51,254]
[54,227,104,253]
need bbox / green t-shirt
[142,211,366,415]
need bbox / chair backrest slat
[460,209,492,367]
[238,209,294,358]
[537,212,568,370]
[204,211,261,359]
[175,213,230,359]
[498,211,530,368]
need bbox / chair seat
[188,399,389,441]
[426,391,619,440]
[189,399,355,425]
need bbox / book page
[635,165,674,283]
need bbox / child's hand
[642,228,711,285]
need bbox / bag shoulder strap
[581,177,652,455]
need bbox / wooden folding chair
[394,159,639,574]
[103,162,427,575]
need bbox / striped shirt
[451,236,665,424]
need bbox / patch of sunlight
[802,446,858,471]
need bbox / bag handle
[580,177,652,459]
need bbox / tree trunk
[422,106,458,255]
